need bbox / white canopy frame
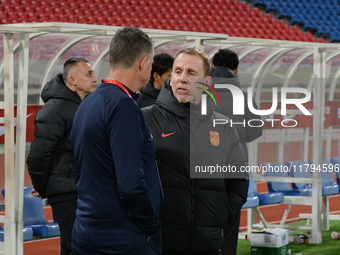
[0,22,339,254]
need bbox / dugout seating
[0,214,34,242]
[2,186,60,238]
[331,157,340,187]
[0,225,33,242]
[249,170,284,205]
[263,162,312,196]
[308,159,339,195]
[286,160,339,196]
[249,161,336,231]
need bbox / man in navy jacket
[71,27,162,255]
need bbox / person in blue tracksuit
[71,27,162,255]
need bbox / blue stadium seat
[254,0,265,4]
[242,196,259,209]
[330,157,340,185]
[309,159,339,195]
[0,224,33,242]
[330,32,340,41]
[263,162,311,196]
[304,20,318,29]
[286,160,313,196]
[265,2,277,11]
[248,171,284,205]
[22,187,60,238]
[0,190,35,241]
[2,187,60,238]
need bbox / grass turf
[236,220,340,255]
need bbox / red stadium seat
[305,32,313,39]
[292,26,300,33]
[0,0,322,43]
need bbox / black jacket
[137,80,160,108]
[210,66,262,143]
[26,73,80,204]
[141,79,248,253]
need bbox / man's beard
[174,93,192,104]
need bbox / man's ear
[139,56,148,70]
[205,76,212,86]
[169,72,173,87]
[234,69,238,74]
[153,72,160,82]
[66,75,77,91]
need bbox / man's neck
[153,80,162,90]
[66,83,84,100]
[107,69,139,92]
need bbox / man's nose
[179,72,189,84]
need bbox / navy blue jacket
[71,81,162,255]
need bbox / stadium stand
[0,0,328,42]
[250,0,338,42]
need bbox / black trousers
[220,212,241,255]
[50,199,77,255]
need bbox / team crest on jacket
[210,131,220,146]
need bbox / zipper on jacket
[155,160,164,197]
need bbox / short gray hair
[63,58,89,84]
[109,27,153,70]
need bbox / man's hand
[30,189,45,199]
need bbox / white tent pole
[3,32,16,255]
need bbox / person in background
[137,52,174,108]
[142,47,248,255]
[210,49,262,255]
[26,57,97,255]
[70,27,162,255]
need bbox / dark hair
[150,53,174,83]
[175,48,210,77]
[212,49,239,71]
[109,27,153,70]
[63,57,89,84]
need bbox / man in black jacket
[137,53,174,108]
[26,58,97,255]
[142,48,249,255]
[210,49,262,255]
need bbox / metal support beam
[14,32,29,255]
[195,39,204,51]
[311,47,326,244]
[3,32,16,255]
